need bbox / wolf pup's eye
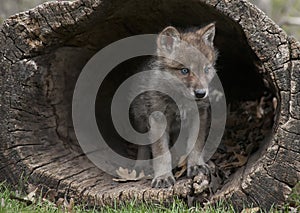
[180,68,190,75]
[204,66,210,74]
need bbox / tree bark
[0,0,299,210]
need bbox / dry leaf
[241,207,260,213]
[174,165,187,179]
[1,198,5,207]
[24,187,38,203]
[9,195,33,206]
[43,189,57,203]
[272,97,278,112]
[56,198,64,208]
[113,167,149,182]
[64,197,74,213]
[174,156,187,179]
[9,187,39,206]
[235,153,248,166]
[219,153,248,169]
[56,197,74,213]
[256,97,264,119]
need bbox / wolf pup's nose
[194,89,207,99]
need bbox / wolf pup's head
[156,23,218,100]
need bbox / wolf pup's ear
[157,26,181,55]
[197,23,216,47]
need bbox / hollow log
[0,0,299,210]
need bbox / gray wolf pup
[130,23,218,188]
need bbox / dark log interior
[0,0,299,210]
[61,0,276,160]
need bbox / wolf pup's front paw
[187,164,210,178]
[151,173,175,188]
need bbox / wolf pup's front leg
[187,107,210,178]
[149,115,175,188]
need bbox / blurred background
[250,0,300,40]
[0,0,299,39]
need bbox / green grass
[100,200,236,213]
[0,181,233,213]
[0,181,299,213]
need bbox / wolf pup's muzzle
[194,89,207,99]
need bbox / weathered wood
[0,0,299,210]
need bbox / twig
[9,194,33,206]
